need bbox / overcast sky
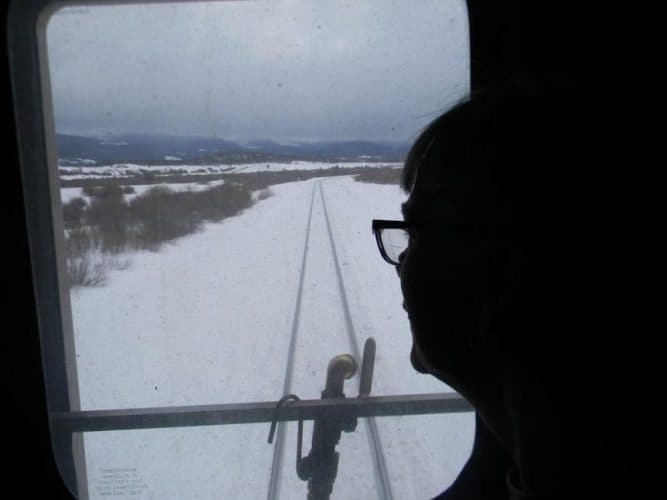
[46,0,469,143]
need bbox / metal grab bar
[52,392,473,433]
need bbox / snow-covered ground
[68,176,473,499]
[59,161,401,181]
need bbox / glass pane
[83,424,275,498]
[80,413,473,499]
[380,228,409,263]
[41,0,472,497]
[278,413,474,499]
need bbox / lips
[404,303,428,373]
[410,345,429,373]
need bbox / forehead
[401,188,453,223]
[401,167,495,224]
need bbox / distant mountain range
[56,133,409,165]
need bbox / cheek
[400,240,473,313]
[399,242,482,372]
[400,241,437,314]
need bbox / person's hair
[401,82,648,355]
[402,83,586,227]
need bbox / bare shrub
[227,165,390,191]
[140,169,156,182]
[62,197,87,228]
[354,167,402,185]
[67,254,107,287]
[64,226,134,287]
[106,254,132,272]
[61,173,229,189]
[85,183,132,253]
[127,186,177,249]
[82,185,97,197]
[186,182,253,222]
[65,169,394,285]
[65,229,106,287]
[127,183,254,249]
[255,188,273,201]
[63,180,257,268]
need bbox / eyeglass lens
[380,229,409,264]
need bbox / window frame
[8,1,473,497]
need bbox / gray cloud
[46,0,469,142]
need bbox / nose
[395,250,406,277]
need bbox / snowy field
[68,175,473,499]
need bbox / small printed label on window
[94,467,148,497]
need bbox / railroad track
[267,180,393,500]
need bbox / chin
[410,345,430,373]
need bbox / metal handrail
[51,392,473,433]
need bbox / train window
[11,0,473,497]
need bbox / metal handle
[359,338,376,397]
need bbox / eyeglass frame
[373,217,505,266]
[372,219,412,266]
[371,139,434,266]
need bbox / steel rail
[267,183,318,500]
[318,181,394,500]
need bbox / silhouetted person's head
[397,83,644,454]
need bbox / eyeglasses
[373,217,501,266]
[372,219,410,265]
